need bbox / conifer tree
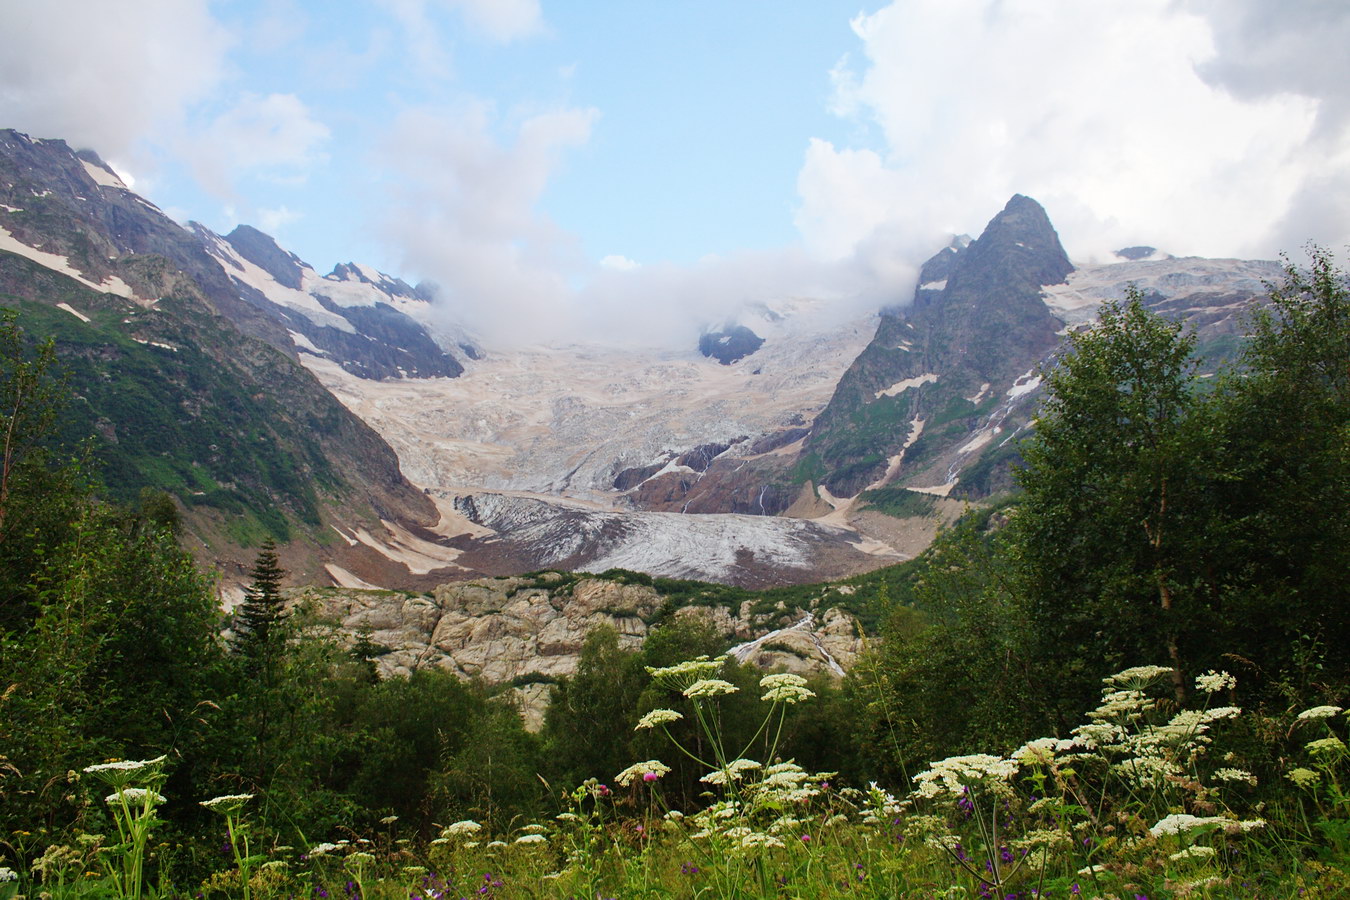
[234,539,286,675]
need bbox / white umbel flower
[1297,705,1344,721]
[684,678,738,699]
[635,708,683,730]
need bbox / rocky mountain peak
[224,224,308,289]
[328,261,420,300]
[947,194,1073,297]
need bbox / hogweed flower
[442,820,482,837]
[200,794,254,814]
[635,708,683,730]
[514,834,546,845]
[647,656,727,692]
[616,760,671,787]
[1103,665,1173,688]
[1212,768,1257,785]
[912,754,1018,799]
[684,678,738,700]
[1195,671,1236,694]
[760,673,815,704]
[308,842,339,856]
[1297,705,1344,721]
[105,788,166,807]
[1306,736,1347,757]
[1148,813,1226,837]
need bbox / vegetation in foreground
[1,249,1348,897]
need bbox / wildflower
[380,815,399,825]
[646,656,726,691]
[1103,665,1173,687]
[760,673,815,704]
[635,708,683,730]
[309,843,340,856]
[616,760,672,787]
[442,820,482,837]
[83,756,167,776]
[701,758,761,784]
[0,868,15,882]
[1195,671,1236,693]
[555,812,580,822]
[402,866,428,877]
[1212,768,1257,785]
[684,678,739,699]
[912,754,1018,798]
[521,823,546,834]
[825,814,849,827]
[1148,813,1225,837]
[1306,736,1347,756]
[200,794,254,814]
[486,841,506,848]
[514,834,546,845]
[1169,846,1216,861]
[105,788,166,806]
[1297,705,1343,721]
[739,832,784,850]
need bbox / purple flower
[643,772,658,782]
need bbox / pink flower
[643,772,659,782]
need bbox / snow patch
[0,225,139,301]
[966,382,991,404]
[908,481,957,497]
[56,302,90,323]
[957,430,993,454]
[1007,372,1042,399]
[324,564,384,590]
[875,372,938,399]
[80,159,127,190]
[0,204,21,213]
[288,329,323,353]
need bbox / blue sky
[4,1,1350,345]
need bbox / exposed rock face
[295,575,865,728]
[699,325,766,364]
[803,194,1074,498]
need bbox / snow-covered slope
[192,223,467,379]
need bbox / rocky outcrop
[292,574,865,728]
[699,325,765,364]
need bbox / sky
[3,0,1350,346]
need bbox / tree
[1010,291,1208,718]
[1205,247,1350,689]
[233,539,287,675]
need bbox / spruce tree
[234,539,286,677]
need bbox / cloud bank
[797,0,1350,263]
[0,0,230,162]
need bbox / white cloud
[378,103,597,343]
[797,0,1345,262]
[259,205,302,235]
[187,93,331,198]
[599,254,640,271]
[0,0,230,159]
[376,0,542,76]
[447,0,542,42]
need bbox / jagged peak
[223,224,310,290]
[328,262,420,299]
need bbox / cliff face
[294,573,865,728]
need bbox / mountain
[190,223,472,380]
[1,127,1285,589]
[0,129,440,585]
